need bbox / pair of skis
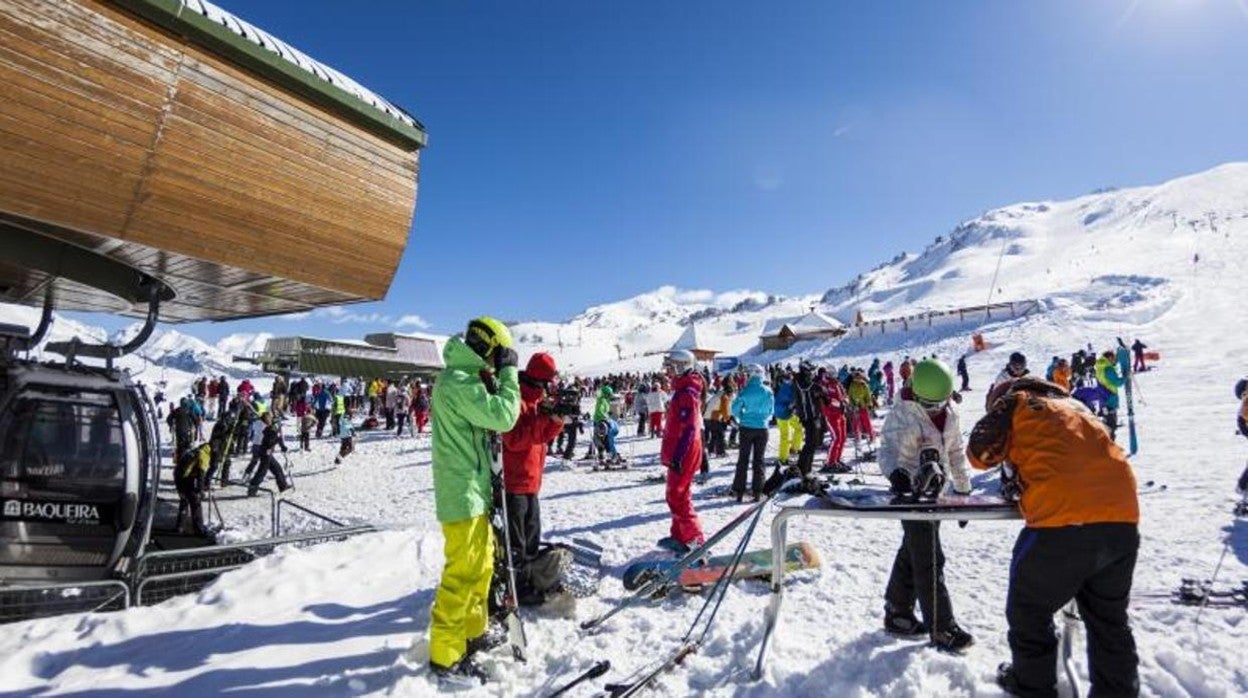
[1117,346,1139,456]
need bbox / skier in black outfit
[956,355,970,391]
[216,376,231,421]
[247,413,292,495]
[174,443,211,536]
[791,361,826,481]
[166,398,195,461]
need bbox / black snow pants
[505,493,542,593]
[795,418,824,478]
[732,427,768,496]
[1006,523,1139,698]
[247,454,291,493]
[885,521,957,632]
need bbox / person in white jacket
[878,359,975,654]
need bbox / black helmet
[1009,352,1026,367]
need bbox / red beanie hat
[526,352,558,382]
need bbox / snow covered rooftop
[184,0,420,129]
[670,323,713,351]
[761,310,844,337]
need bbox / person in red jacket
[500,352,568,602]
[660,349,706,551]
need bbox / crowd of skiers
[154,319,1227,697]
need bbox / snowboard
[623,541,821,591]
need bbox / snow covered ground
[2,272,1246,696]
[1,163,1246,695]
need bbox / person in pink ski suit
[819,370,849,468]
[660,350,705,548]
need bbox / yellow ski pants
[777,415,804,462]
[429,514,494,668]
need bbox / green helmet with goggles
[911,359,954,406]
[464,316,513,361]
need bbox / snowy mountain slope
[817,162,1245,325]
[509,286,818,371]
[515,163,1247,373]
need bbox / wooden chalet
[0,0,426,322]
[758,310,845,350]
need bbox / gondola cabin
[0,361,161,582]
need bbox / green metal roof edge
[109,0,427,151]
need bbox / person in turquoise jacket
[731,365,775,501]
[426,317,521,684]
[1095,351,1125,440]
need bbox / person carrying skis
[967,377,1139,697]
[500,352,568,604]
[660,349,705,551]
[426,317,520,684]
[878,359,974,652]
[773,370,803,465]
[1095,350,1125,440]
[730,364,773,502]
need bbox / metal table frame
[752,500,1083,696]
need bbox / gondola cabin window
[0,390,125,502]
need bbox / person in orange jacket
[1050,358,1072,392]
[501,353,569,603]
[967,376,1139,698]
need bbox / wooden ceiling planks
[0,0,423,323]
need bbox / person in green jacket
[426,317,521,684]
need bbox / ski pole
[548,660,610,697]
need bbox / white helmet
[746,364,765,378]
[664,349,697,374]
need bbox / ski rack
[750,494,1086,696]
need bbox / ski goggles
[914,395,948,412]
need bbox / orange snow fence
[1144,351,1160,362]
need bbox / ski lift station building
[0,0,423,591]
[241,332,445,380]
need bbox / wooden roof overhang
[0,0,427,322]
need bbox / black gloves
[888,469,912,495]
[494,347,519,371]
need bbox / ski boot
[430,656,489,687]
[930,624,974,654]
[995,662,1023,696]
[883,606,927,637]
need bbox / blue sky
[73,0,1248,342]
